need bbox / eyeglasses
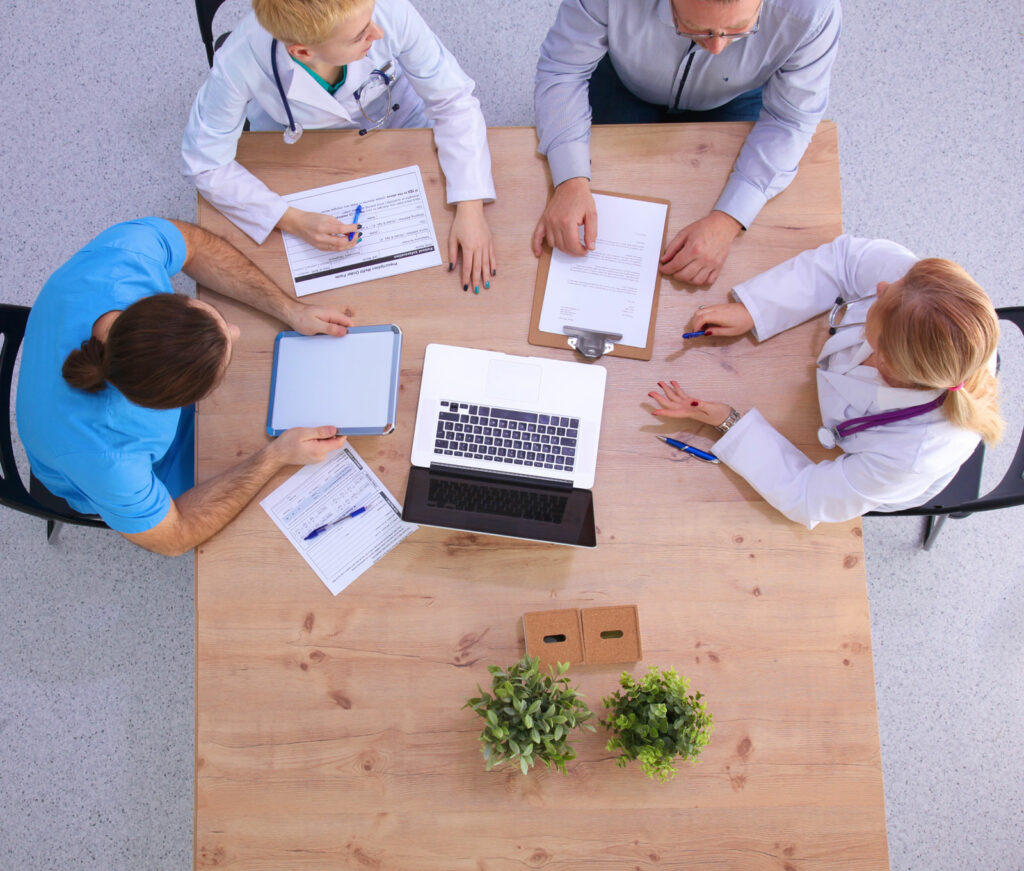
[353,62,400,135]
[672,3,761,42]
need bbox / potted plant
[465,655,595,775]
[601,666,713,782]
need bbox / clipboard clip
[563,327,623,360]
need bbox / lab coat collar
[820,367,945,414]
[818,325,868,364]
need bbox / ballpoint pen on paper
[347,204,363,241]
[655,435,720,464]
[681,330,707,339]
[303,506,367,541]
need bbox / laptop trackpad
[486,359,542,404]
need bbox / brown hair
[62,294,229,409]
[252,0,368,45]
[873,258,1003,445]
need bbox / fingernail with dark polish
[705,329,713,335]
[463,284,468,291]
[448,262,454,271]
[491,269,497,276]
[357,223,363,229]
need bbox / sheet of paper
[538,193,668,349]
[282,165,442,296]
[260,445,417,596]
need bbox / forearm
[169,444,285,553]
[171,219,300,326]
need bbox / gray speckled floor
[1,1,1022,869]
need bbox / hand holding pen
[685,302,755,338]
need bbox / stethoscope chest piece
[817,426,839,449]
[283,120,303,145]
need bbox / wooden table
[195,123,889,870]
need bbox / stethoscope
[270,40,400,143]
[817,292,947,448]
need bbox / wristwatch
[715,407,742,434]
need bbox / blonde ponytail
[875,258,1004,445]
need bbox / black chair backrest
[195,0,235,66]
[0,303,105,526]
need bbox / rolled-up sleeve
[714,1,841,228]
[534,0,609,186]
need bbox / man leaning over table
[532,0,841,286]
[16,217,349,557]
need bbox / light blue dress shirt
[16,218,193,534]
[534,0,841,228]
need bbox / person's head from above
[62,294,240,410]
[253,0,383,68]
[670,0,763,56]
[864,258,1004,444]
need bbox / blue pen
[304,506,367,541]
[347,204,363,241]
[655,435,720,464]
[681,330,707,339]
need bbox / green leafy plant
[464,655,595,775]
[601,666,713,782]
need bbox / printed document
[282,165,442,296]
[539,193,668,349]
[261,445,417,596]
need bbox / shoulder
[849,415,979,478]
[83,218,187,273]
[762,0,840,32]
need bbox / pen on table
[347,204,363,241]
[681,330,707,339]
[304,506,367,541]
[655,435,720,464]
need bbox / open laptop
[402,344,607,547]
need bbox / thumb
[316,426,339,439]
[531,219,545,257]
[662,230,688,263]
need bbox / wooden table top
[195,123,889,870]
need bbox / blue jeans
[588,54,763,124]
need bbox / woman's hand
[447,200,496,293]
[647,381,732,427]
[688,302,755,337]
[278,207,361,252]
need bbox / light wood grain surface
[195,123,889,870]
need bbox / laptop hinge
[428,462,575,491]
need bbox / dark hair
[62,294,229,409]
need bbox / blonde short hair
[874,258,1004,445]
[252,0,369,45]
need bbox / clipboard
[266,324,402,437]
[528,190,670,361]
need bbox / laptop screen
[402,466,597,548]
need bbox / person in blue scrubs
[17,217,351,556]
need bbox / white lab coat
[181,1,495,243]
[713,235,981,529]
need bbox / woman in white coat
[646,235,1004,529]
[182,0,497,292]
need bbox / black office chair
[195,0,236,67]
[0,303,108,540]
[867,306,1024,550]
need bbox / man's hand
[688,302,754,338]
[647,381,732,427]
[270,426,347,467]
[531,177,597,256]
[278,207,361,252]
[447,200,496,292]
[289,304,354,337]
[660,210,743,286]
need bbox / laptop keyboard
[433,401,579,474]
[427,477,569,523]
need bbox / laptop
[402,344,607,547]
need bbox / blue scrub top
[16,217,193,534]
